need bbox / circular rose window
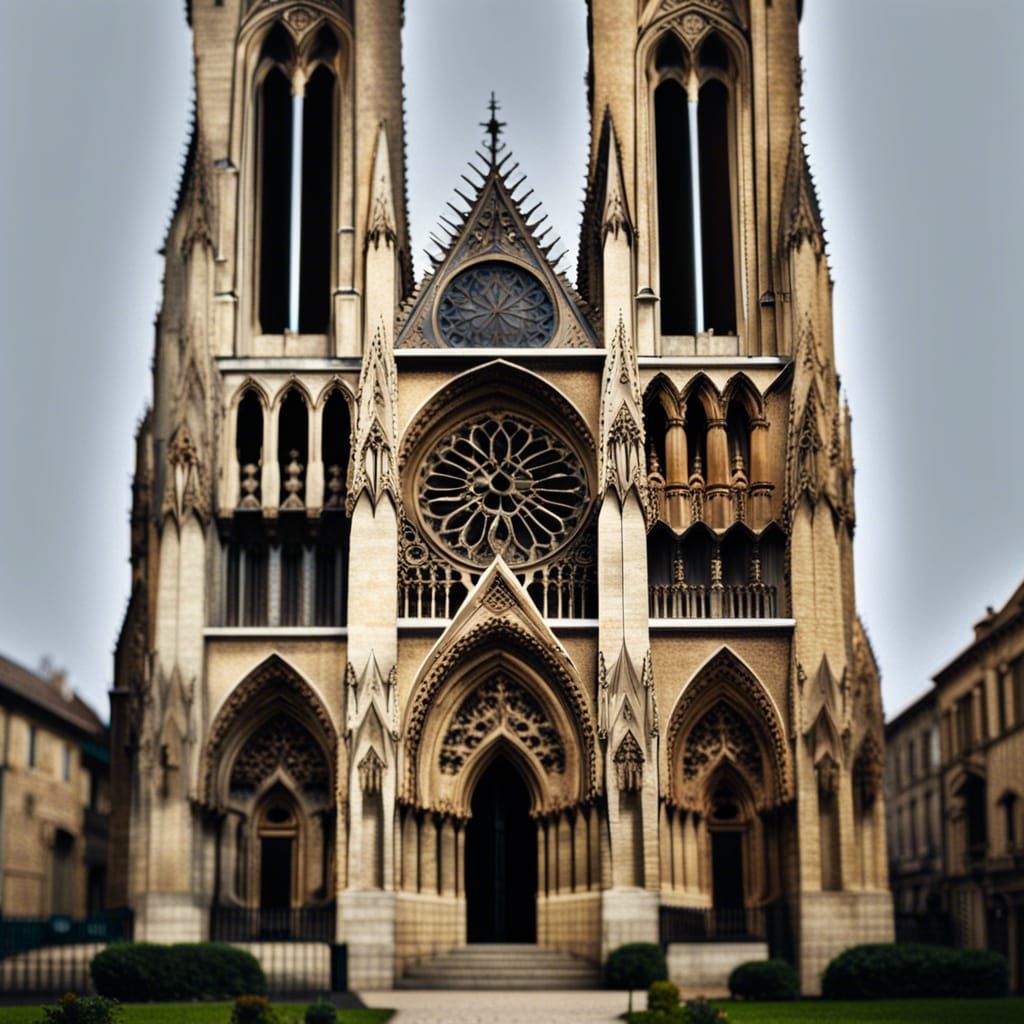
[417,413,588,567]
[437,261,555,348]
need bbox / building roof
[933,574,1024,685]
[0,653,105,739]
[884,686,937,738]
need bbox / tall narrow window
[654,37,695,335]
[254,24,337,335]
[653,32,739,337]
[698,77,736,333]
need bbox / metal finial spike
[480,91,506,167]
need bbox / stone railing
[649,582,778,620]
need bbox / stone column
[261,403,279,515]
[439,817,456,897]
[574,811,589,892]
[306,402,324,512]
[401,811,418,893]
[705,418,731,528]
[664,417,689,530]
[748,417,771,527]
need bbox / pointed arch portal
[465,756,537,943]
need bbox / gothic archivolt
[201,655,338,809]
[402,564,597,811]
[666,647,791,807]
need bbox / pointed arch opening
[465,753,538,943]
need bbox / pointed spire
[599,314,649,513]
[366,122,397,250]
[347,318,398,513]
[601,118,632,243]
[480,92,506,168]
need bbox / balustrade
[649,581,777,620]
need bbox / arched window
[278,389,309,509]
[652,31,739,337]
[254,24,337,335]
[726,400,751,480]
[684,394,708,478]
[236,389,265,509]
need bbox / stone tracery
[682,700,763,783]
[417,412,589,567]
[229,715,330,798]
[439,674,565,775]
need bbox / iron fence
[209,903,335,943]
[659,905,766,944]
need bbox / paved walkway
[359,989,630,1023]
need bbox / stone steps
[397,944,602,989]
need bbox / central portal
[466,757,536,942]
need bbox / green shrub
[647,980,680,1012]
[606,942,668,1013]
[37,994,122,1024]
[821,943,1009,999]
[90,942,266,1002]
[231,995,275,1024]
[304,999,337,1024]
[727,958,798,1000]
[684,998,729,1024]
[625,1012,686,1024]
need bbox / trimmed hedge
[821,943,1009,999]
[91,942,266,1002]
[728,958,798,1000]
[606,942,668,992]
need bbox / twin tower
[110,0,893,994]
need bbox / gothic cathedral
[110,0,893,994]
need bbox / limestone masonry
[109,0,892,994]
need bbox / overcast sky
[1,1,1021,722]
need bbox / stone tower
[110,0,892,994]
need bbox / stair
[397,943,602,989]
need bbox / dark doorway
[466,757,536,943]
[711,830,744,909]
[260,837,293,910]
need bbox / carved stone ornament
[667,648,791,804]
[162,425,209,525]
[682,701,763,783]
[437,261,555,348]
[599,317,650,519]
[348,321,398,513]
[853,732,884,805]
[229,715,330,798]
[439,674,565,775]
[613,731,644,792]
[366,123,397,249]
[679,12,708,47]
[358,748,386,794]
[417,411,589,567]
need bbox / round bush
[91,942,266,1002]
[647,979,680,1012]
[606,942,668,992]
[231,995,273,1024]
[305,999,337,1024]
[821,943,1009,1000]
[728,959,798,1000]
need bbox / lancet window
[652,30,739,337]
[254,23,338,335]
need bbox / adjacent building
[108,0,892,994]
[884,690,944,935]
[934,578,1024,992]
[0,654,109,919]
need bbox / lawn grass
[0,1004,392,1024]
[707,998,1024,1023]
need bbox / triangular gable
[397,130,598,349]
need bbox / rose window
[437,261,555,348]
[417,413,588,567]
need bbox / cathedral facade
[109,0,892,994]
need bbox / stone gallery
[108,0,893,994]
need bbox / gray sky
[1,1,1021,722]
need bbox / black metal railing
[0,908,133,994]
[209,903,335,943]
[659,905,766,944]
